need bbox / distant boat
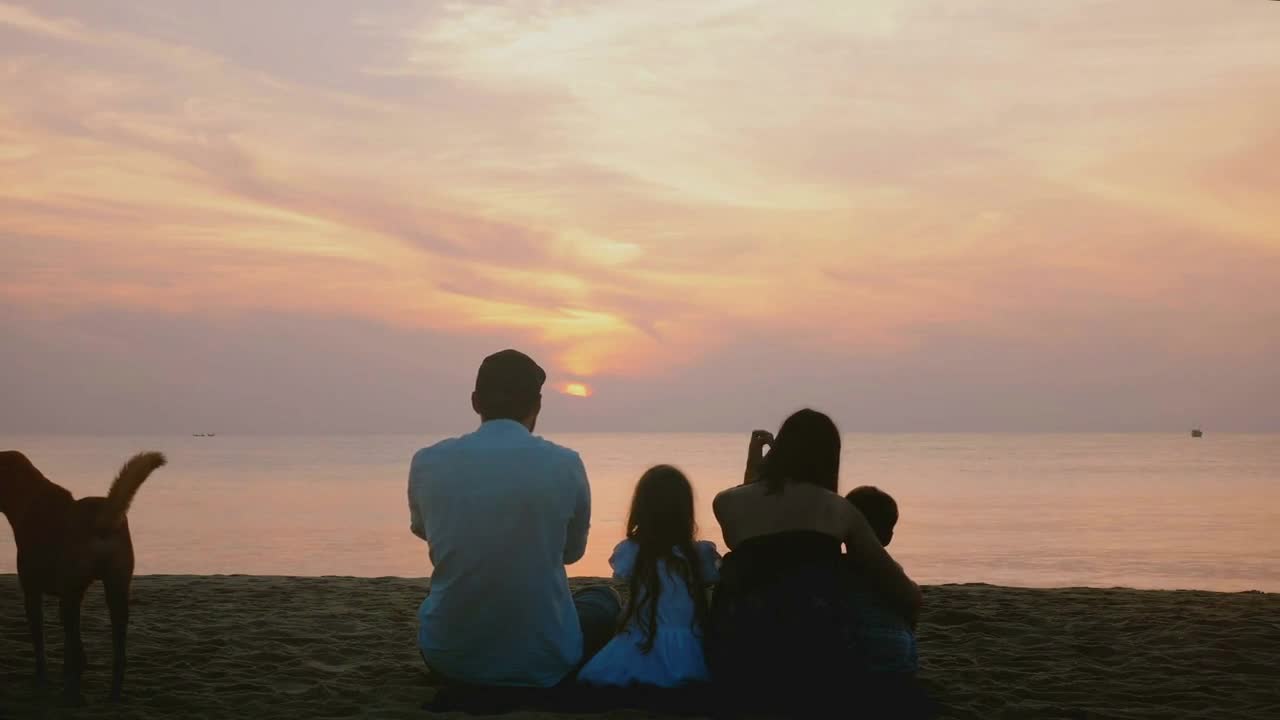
[192,433,217,437]
[1190,428,1203,438]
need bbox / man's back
[409,419,591,687]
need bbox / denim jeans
[571,585,623,671]
[420,585,622,686]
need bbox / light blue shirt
[408,419,591,687]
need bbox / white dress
[577,539,721,688]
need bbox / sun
[562,382,592,398]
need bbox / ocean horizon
[3,432,1277,593]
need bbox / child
[577,465,721,688]
[845,485,919,675]
[847,485,899,548]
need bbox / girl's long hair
[618,465,710,653]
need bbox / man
[408,349,620,688]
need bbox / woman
[707,409,928,716]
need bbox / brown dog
[1,450,166,705]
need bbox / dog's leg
[22,585,46,685]
[104,575,130,703]
[59,589,88,706]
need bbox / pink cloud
[1,0,1277,431]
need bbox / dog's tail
[98,451,167,530]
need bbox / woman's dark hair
[759,408,841,494]
[619,465,710,653]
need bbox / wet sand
[2,575,1277,719]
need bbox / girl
[577,465,721,688]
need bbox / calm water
[2,433,1277,592]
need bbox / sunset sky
[2,1,1277,434]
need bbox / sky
[1,1,1278,434]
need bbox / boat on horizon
[1191,428,1203,438]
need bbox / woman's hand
[907,581,922,630]
[744,429,774,483]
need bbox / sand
[2,576,1278,719]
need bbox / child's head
[626,464,697,549]
[846,485,898,547]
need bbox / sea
[2,433,1277,593]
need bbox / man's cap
[475,349,546,400]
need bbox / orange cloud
[1,0,1277,394]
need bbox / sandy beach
[2,575,1277,719]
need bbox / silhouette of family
[407,349,934,717]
